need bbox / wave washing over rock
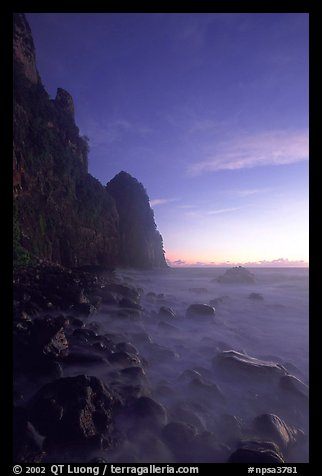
[13,266,309,463]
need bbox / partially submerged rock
[216,266,255,284]
[253,413,304,451]
[214,350,287,380]
[186,304,215,322]
[228,440,285,463]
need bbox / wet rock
[146,292,157,300]
[248,292,264,300]
[13,407,45,463]
[73,302,96,316]
[109,351,141,367]
[253,413,304,451]
[31,316,69,358]
[115,342,139,355]
[192,431,229,463]
[65,351,108,365]
[29,375,119,447]
[130,396,167,429]
[146,343,179,362]
[106,283,140,302]
[170,402,206,431]
[186,304,215,322]
[188,377,226,405]
[131,332,153,345]
[121,366,146,383]
[100,291,118,305]
[158,306,176,319]
[217,266,255,284]
[217,414,243,445]
[115,309,142,320]
[214,350,287,381]
[209,296,228,306]
[279,375,309,401]
[162,421,197,459]
[228,440,285,463]
[72,328,97,344]
[179,369,203,383]
[119,298,142,310]
[68,317,84,328]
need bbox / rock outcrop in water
[13,13,166,269]
[216,266,255,284]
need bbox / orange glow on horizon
[165,251,309,268]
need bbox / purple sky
[26,13,309,267]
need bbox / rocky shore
[13,264,308,463]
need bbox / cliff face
[13,13,167,269]
[106,172,167,268]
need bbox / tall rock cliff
[106,172,166,268]
[13,13,167,269]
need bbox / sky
[26,13,309,267]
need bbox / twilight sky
[26,13,309,267]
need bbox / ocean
[67,266,309,463]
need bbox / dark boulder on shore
[186,304,216,322]
[28,375,120,449]
[253,413,304,452]
[213,350,287,381]
[13,407,45,463]
[228,440,285,463]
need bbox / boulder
[214,350,287,381]
[162,421,197,459]
[248,292,264,300]
[228,440,285,463]
[158,306,176,319]
[279,375,309,401]
[13,407,45,463]
[108,351,141,368]
[130,396,167,429]
[29,375,119,447]
[31,316,69,358]
[253,413,304,451]
[186,304,215,322]
[119,298,142,311]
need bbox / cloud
[166,257,308,268]
[225,188,268,198]
[167,259,186,266]
[150,198,179,207]
[206,207,241,215]
[187,130,309,176]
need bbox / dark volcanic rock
[253,413,304,451]
[214,350,287,381]
[13,407,45,463]
[216,266,255,284]
[248,292,264,300]
[162,421,197,459]
[108,351,141,368]
[159,306,176,319]
[130,396,167,429]
[279,374,309,401]
[29,375,120,447]
[186,304,215,322]
[31,316,69,358]
[73,302,96,316]
[228,441,285,463]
